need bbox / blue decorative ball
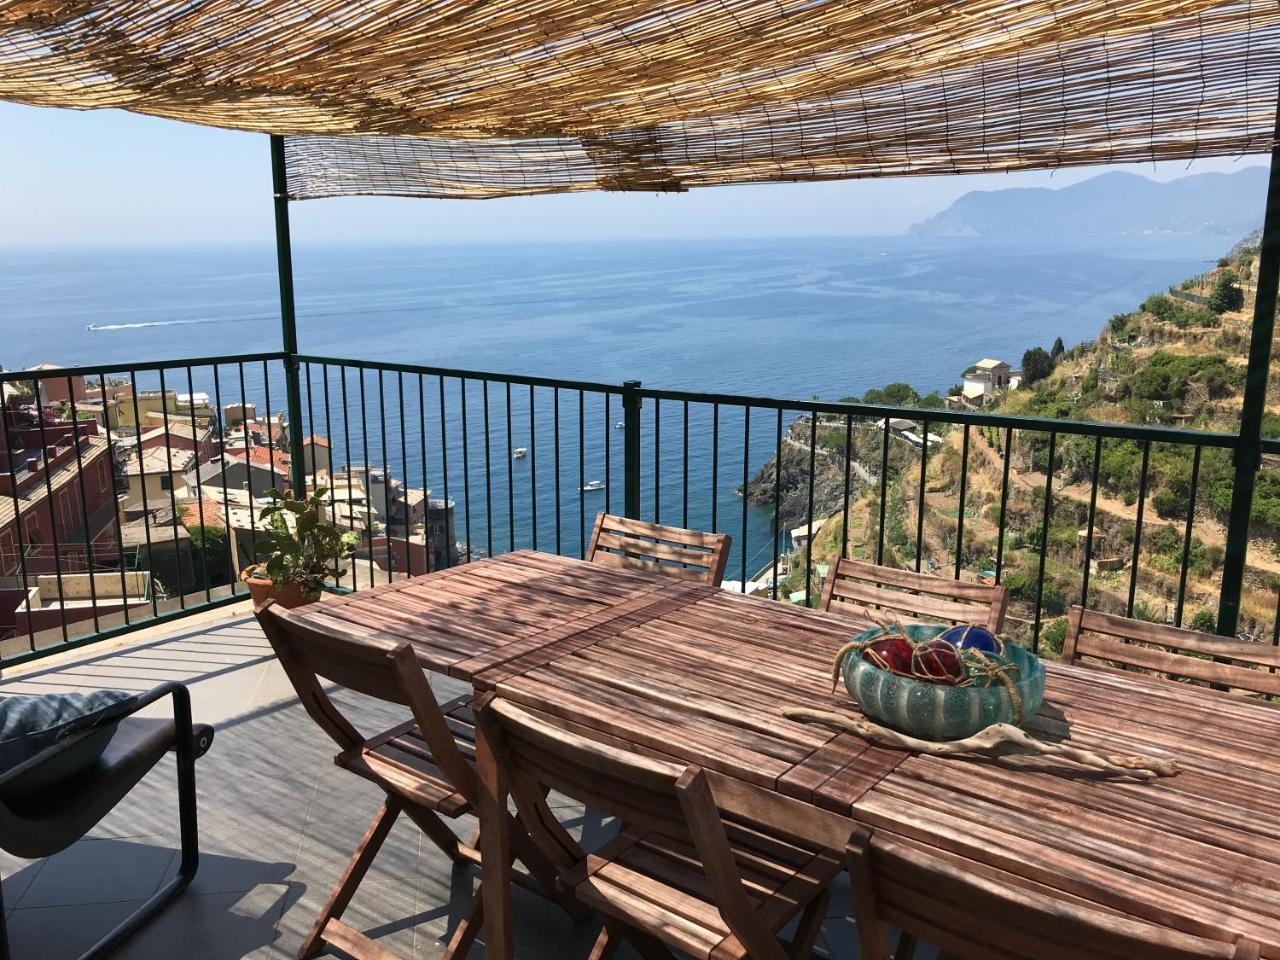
[939,624,1002,655]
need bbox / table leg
[476,714,513,960]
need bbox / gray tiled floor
[0,611,878,960]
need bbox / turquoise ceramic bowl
[840,624,1045,741]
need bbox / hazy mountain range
[910,167,1268,238]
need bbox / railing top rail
[0,352,290,383]
[294,354,621,394]
[635,385,1242,448]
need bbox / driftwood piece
[784,707,1178,781]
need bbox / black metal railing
[0,351,1273,667]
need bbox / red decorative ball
[861,636,914,675]
[910,638,965,685]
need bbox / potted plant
[239,487,359,608]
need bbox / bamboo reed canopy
[2,0,1278,199]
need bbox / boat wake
[87,317,256,331]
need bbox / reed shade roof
[2,0,1279,199]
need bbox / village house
[120,446,195,511]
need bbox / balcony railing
[0,351,1274,667]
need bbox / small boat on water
[512,447,527,460]
[614,420,625,429]
[582,479,605,492]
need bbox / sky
[1,101,1271,248]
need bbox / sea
[0,235,1231,579]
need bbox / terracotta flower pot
[239,566,315,609]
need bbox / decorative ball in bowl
[837,623,1045,741]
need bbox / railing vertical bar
[1,388,34,649]
[622,381,641,519]
[841,414,853,561]
[357,368,374,582]
[772,408,782,601]
[505,382,515,552]
[740,406,750,592]
[101,373,130,623]
[1175,445,1203,628]
[377,370,396,577]
[954,424,970,580]
[130,371,159,621]
[654,397,661,524]
[417,374,431,573]
[305,363,318,493]
[578,389,586,557]
[262,360,276,500]
[184,366,210,605]
[914,417,929,574]
[320,365,339,582]
[482,379,493,560]
[877,417,890,566]
[212,366,236,596]
[711,403,720,532]
[1081,435,1102,610]
[602,392,610,517]
[66,379,100,633]
[185,372,213,591]
[459,377,472,565]
[339,366,357,586]
[682,401,690,529]
[529,385,538,550]
[157,368,185,610]
[1032,431,1057,651]
[398,372,412,576]
[437,375,451,565]
[995,426,1013,583]
[804,411,817,607]
[1126,441,1151,617]
[553,387,562,554]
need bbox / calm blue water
[0,236,1228,579]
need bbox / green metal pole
[1217,97,1280,638]
[270,134,309,498]
[622,380,643,519]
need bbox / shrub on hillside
[1021,347,1054,385]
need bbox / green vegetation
[1140,294,1219,329]
[1207,270,1244,313]
[188,525,231,590]
[1020,347,1053,385]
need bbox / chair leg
[788,889,830,960]
[80,728,202,960]
[588,920,626,960]
[442,881,484,960]
[402,803,467,866]
[299,799,402,960]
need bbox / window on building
[160,475,172,491]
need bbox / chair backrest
[474,695,854,960]
[254,601,476,799]
[585,512,731,586]
[1062,606,1280,700]
[819,556,1008,631]
[848,827,1260,960]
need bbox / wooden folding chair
[1062,605,1280,701]
[819,556,1008,631]
[846,825,1260,959]
[474,693,852,960]
[256,601,575,960]
[586,513,732,586]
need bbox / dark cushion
[0,691,137,798]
